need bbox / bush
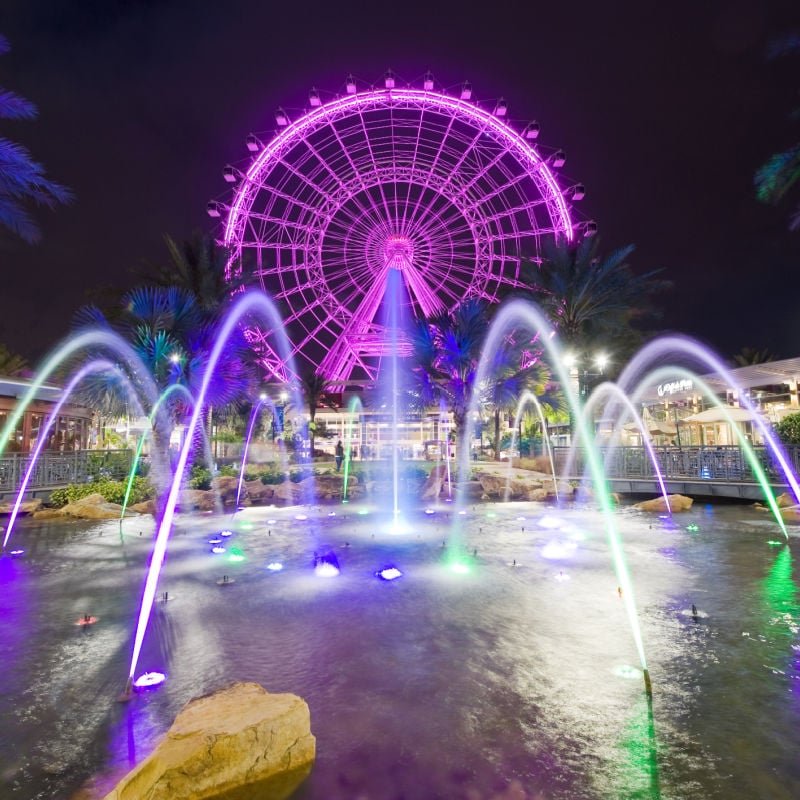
[775,413,800,446]
[189,464,212,490]
[217,464,238,478]
[50,477,153,508]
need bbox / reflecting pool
[1,501,798,799]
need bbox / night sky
[2,0,799,363]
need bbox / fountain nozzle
[117,677,134,703]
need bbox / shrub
[218,464,238,478]
[50,477,153,507]
[775,413,800,446]
[189,464,212,490]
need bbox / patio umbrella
[683,407,760,424]
[623,418,677,435]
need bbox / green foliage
[189,463,212,490]
[217,464,238,477]
[775,413,800,445]
[50,477,153,508]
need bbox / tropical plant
[732,346,776,367]
[0,342,27,376]
[520,238,670,364]
[755,36,800,230]
[480,340,561,460]
[71,286,254,459]
[300,369,338,458]
[0,35,71,242]
[775,412,800,446]
[407,298,488,434]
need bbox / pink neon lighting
[220,88,576,382]
[3,360,134,550]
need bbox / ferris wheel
[210,73,587,384]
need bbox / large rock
[0,498,42,515]
[130,499,157,515]
[781,505,800,525]
[32,508,70,520]
[421,464,448,500]
[178,489,216,513]
[272,480,306,504]
[102,682,314,800]
[243,479,274,504]
[61,493,136,520]
[776,491,797,509]
[212,476,239,506]
[633,494,694,513]
[477,472,543,500]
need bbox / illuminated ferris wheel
[210,72,587,383]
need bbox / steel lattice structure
[215,82,579,383]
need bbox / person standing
[335,439,344,472]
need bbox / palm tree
[481,341,560,460]
[0,35,71,243]
[732,346,776,367]
[0,343,27,376]
[522,238,670,364]
[408,298,488,435]
[72,286,254,459]
[755,36,800,230]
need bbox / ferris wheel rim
[223,87,574,246]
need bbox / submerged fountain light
[357,509,369,516]
[315,551,340,578]
[295,514,308,521]
[266,561,283,571]
[267,519,277,524]
[541,539,578,560]
[328,511,336,517]
[449,561,471,575]
[424,508,435,515]
[133,671,166,690]
[686,524,699,532]
[376,566,403,581]
[613,664,643,680]
[208,537,222,544]
[219,529,234,538]
[9,549,24,556]
[228,547,245,562]
[211,546,226,554]
[538,515,563,529]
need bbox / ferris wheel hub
[384,235,414,270]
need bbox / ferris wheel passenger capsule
[206,201,222,218]
[583,220,598,237]
[494,98,508,117]
[309,87,321,107]
[570,183,585,201]
[384,70,396,89]
[345,74,357,94]
[423,71,434,91]
[552,150,566,168]
[222,166,237,183]
[246,133,261,152]
[524,121,540,139]
[460,81,472,100]
[275,108,289,126]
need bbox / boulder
[0,498,43,515]
[243,479,274,504]
[61,493,136,520]
[781,505,800,525]
[178,490,216,513]
[477,472,542,500]
[272,480,305,504]
[32,508,69,520]
[421,464,448,500]
[102,682,314,800]
[130,499,157,515]
[776,491,796,509]
[633,494,694,513]
[212,476,239,506]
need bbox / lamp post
[564,351,609,443]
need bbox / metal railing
[0,450,133,494]
[553,445,800,485]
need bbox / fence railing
[0,450,133,494]
[553,445,800,485]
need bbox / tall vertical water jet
[440,400,453,500]
[458,298,650,682]
[4,360,146,550]
[124,292,305,695]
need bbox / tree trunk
[493,408,501,461]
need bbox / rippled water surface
[1,500,799,799]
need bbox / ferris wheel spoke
[353,106,399,230]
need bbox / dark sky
[2,0,799,363]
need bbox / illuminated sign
[657,379,693,397]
